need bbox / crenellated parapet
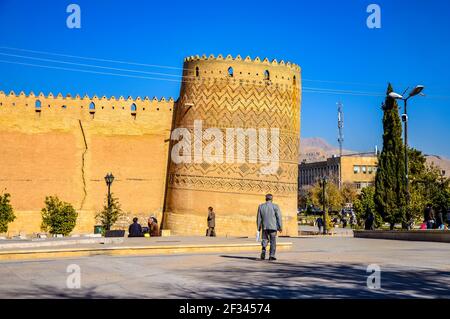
[181,54,301,91]
[0,90,175,121]
[0,90,175,103]
[184,54,301,72]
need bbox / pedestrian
[424,204,435,229]
[447,209,450,228]
[364,212,375,230]
[315,214,324,234]
[128,217,143,237]
[206,206,216,237]
[257,194,283,261]
[420,221,427,230]
[350,212,357,228]
[436,209,444,230]
[342,214,348,229]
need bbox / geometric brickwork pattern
[168,55,301,196]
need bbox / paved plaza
[1,237,449,299]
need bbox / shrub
[41,196,78,236]
[0,193,15,233]
[354,186,382,228]
[96,194,123,231]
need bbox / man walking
[206,206,216,237]
[257,194,283,261]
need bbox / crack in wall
[78,120,88,210]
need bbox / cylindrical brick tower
[164,54,301,236]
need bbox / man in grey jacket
[257,194,283,261]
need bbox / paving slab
[1,237,449,298]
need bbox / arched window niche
[35,100,42,114]
[228,67,234,77]
[89,102,96,112]
[89,102,96,119]
[131,103,137,119]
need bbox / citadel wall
[0,90,174,235]
[0,54,302,237]
[165,54,302,236]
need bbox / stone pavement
[1,237,449,298]
[298,225,354,236]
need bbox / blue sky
[0,0,449,157]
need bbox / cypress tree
[374,83,407,229]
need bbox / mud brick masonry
[0,54,302,237]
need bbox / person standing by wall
[206,207,216,237]
[257,194,283,261]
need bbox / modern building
[298,152,378,191]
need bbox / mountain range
[299,137,450,178]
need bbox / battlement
[0,90,174,103]
[182,54,301,89]
[0,90,175,119]
[184,54,300,72]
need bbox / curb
[0,242,293,261]
[0,237,122,250]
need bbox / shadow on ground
[4,255,450,299]
[4,285,147,299]
[171,256,450,299]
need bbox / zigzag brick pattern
[165,55,302,236]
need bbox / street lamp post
[389,85,425,228]
[320,176,328,235]
[104,172,115,213]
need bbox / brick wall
[0,91,174,235]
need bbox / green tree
[310,181,342,230]
[0,192,15,234]
[309,181,343,212]
[353,186,382,228]
[41,196,78,236]
[374,83,407,229]
[298,188,312,210]
[411,164,450,222]
[341,182,358,207]
[408,148,450,223]
[96,194,123,231]
[408,148,427,177]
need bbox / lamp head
[408,85,425,98]
[389,92,403,99]
[105,173,115,186]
